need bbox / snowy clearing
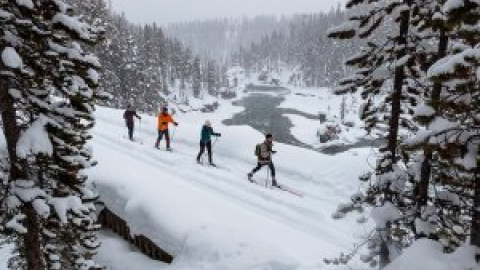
[88,104,373,270]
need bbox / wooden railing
[98,208,173,264]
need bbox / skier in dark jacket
[196,120,221,166]
[248,133,278,186]
[123,104,141,141]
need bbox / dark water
[224,85,380,155]
[244,84,289,93]
[223,85,318,148]
[319,138,383,155]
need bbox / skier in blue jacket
[197,120,221,166]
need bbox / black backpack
[254,143,262,157]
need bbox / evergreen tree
[231,11,357,87]
[424,0,480,249]
[328,0,421,266]
[328,0,480,268]
[206,60,218,96]
[1,1,104,270]
[121,34,142,107]
[139,24,163,112]
[192,56,202,98]
[402,0,462,247]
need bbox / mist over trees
[233,9,358,87]
[165,16,292,62]
[65,0,229,114]
[166,7,362,88]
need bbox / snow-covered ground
[0,245,13,270]
[278,87,332,116]
[89,99,374,269]
[95,231,168,270]
[278,87,370,149]
[2,83,474,269]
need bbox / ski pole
[206,137,220,165]
[200,141,206,164]
[202,150,207,165]
[202,138,218,164]
[266,164,270,188]
[138,118,142,143]
[171,125,177,142]
[212,136,219,147]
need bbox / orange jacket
[157,112,175,131]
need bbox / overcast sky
[109,0,347,25]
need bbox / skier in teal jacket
[196,120,221,166]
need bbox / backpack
[255,143,262,157]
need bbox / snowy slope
[0,245,12,270]
[88,101,374,270]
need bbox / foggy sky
[108,0,347,25]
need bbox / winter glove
[218,133,221,137]
[174,122,179,126]
[271,150,277,154]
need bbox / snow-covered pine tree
[167,40,183,88]
[206,60,218,96]
[154,25,169,96]
[63,0,113,107]
[229,10,357,87]
[0,1,104,269]
[218,65,231,98]
[328,0,423,266]
[97,13,128,107]
[59,0,225,113]
[192,56,202,98]
[425,0,480,249]
[178,47,193,101]
[139,24,163,112]
[121,34,143,108]
[404,0,469,249]
[64,0,109,29]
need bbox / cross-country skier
[155,107,178,151]
[123,104,141,141]
[248,133,278,187]
[196,120,221,166]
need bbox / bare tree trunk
[471,156,480,261]
[380,2,411,267]
[0,79,23,179]
[0,78,45,270]
[23,203,45,270]
[417,30,448,211]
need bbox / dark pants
[155,129,170,149]
[251,161,275,178]
[126,121,134,140]
[197,140,212,163]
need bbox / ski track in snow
[94,127,337,240]
[90,106,372,269]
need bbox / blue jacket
[200,125,220,142]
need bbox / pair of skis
[249,178,303,197]
[123,136,143,145]
[197,160,231,171]
[124,136,301,196]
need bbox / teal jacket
[200,125,220,142]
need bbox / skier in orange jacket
[155,107,178,151]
